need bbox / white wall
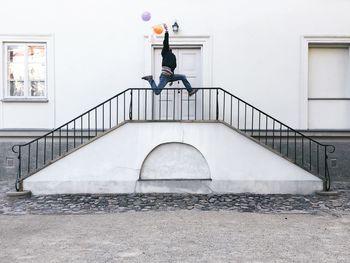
[1,0,350,129]
[24,122,322,195]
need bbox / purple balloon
[141,11,151,22]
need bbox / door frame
[300,36,350,129]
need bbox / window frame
[0,35,52,102]
[4,42,47,99]
[300,36,350,130]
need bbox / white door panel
[153,47,202,120]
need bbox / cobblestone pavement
[1,180,349,215]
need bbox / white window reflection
[30,81,45,96]
[28,46,45,63]
[28,64,46,80]
[5,43,47,98]
[8,63,25,81]
[9,81,24,96]
[8,46,25,63]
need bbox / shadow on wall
[140,142,211,180]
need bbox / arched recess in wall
[140,142,211,180]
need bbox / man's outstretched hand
[163,24,168,32]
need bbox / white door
[152,47,202,120]
[308,45,350,129]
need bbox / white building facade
[0,0,349,189]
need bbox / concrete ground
[1,211,350,263]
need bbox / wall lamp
[172,22,179,33]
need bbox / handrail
[12,87,335,191]
[219,88,335,150]
[12,89,131,148]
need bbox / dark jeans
[147,74,193,95]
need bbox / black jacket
[161,32,176,72]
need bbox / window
[4,42,47,99]
[308,44,350,129]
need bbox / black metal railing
[12,88,335,191]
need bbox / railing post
[324,146,330,191]
[129,90,133,120]
[17,146,22,191]
[216,89,219,120]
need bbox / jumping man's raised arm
[161,24,169,56]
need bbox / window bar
[166,89,169,121]
[317,144,320,174]
[272,120,275,148]
[124,92,126,121]
[59,128,61,156]
[244,104,247,132]
[35,140,38,169]
[66,124,69,152]
[81,116,83,144]
[28,143,31,174]
[43,137,46,165]
[309,140,312,171]
[102,104,105,132]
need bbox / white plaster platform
[24,122,323,195]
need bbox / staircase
[12,88,335,192]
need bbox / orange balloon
[153,25,164,35]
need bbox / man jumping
[142,24,198,96]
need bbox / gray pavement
[1,212,350,263]
[1,180,350,262]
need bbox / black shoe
[142,75,153,81]
[189,88,199,96]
